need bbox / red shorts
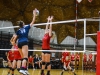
[88,59,92,61]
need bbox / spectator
[34,54,39,69]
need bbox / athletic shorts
[71,60,75,61]
[42,49,51,54]
[76,59,79,61]
[18,41,28,49]
[88,59,92,61]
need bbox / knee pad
[23,58,28,61]
[17,68,20,72]
[12,68,15,71]
[42,62,45,65]
[46,62,51,66]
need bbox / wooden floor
[0,68,96,75]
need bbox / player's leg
[45,53,51,75]
[7,61,12,75]
[12,60,17,75]
[60,64,66,75]
[41,52,46,75]
[17,60,21,72]
[68,65,76,75]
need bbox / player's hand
[50,16,53,20]
[47,16,50,21]
[33,8,37,16]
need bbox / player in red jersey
[7,48,14,75]
[10,36,22,75]
[88,53,93,71]
[62,51,70,63]
[71,53,76,70]
[41,16,53,75]
[28,55,34,69]
[11,44,22,75]
[83,53,87,70]
[60,52,76,75]
[76,53,80,70]
[61,49,70,68]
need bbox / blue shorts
[18,41,28,49]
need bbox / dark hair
[17,21,24,28]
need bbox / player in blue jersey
[12,8,37,75]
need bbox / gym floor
[0,68,96,75]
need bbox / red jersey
[64,59,70,66]
[62,52,70,63]
[13,45,22,60]
[89,53,93,59]
[89,53,93,61]
[83,54,87,62]
[8,50,14,61]
[42,33,51,49]
[71,54,75,61]
[76,54,80,60]
[28,57,34,62]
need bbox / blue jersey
[16,24,30,43]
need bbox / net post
[97,31,100,75]
[84,19,86,52]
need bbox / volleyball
[36,9,39,16]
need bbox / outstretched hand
[33,8,37,16]
[47,16,50,21]
[50,16,53,21]
[47,16,53,21]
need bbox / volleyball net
[0,18,100,53]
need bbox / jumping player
[12,8,37,75]
[41,16,53,75]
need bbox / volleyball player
[12,8,37,75]
[41,16,53,75]
[88,53,93,71]
[62,49,70,64]
[28,55,34,69]
[71,53,76,70]
[76,53,80,70]
[83,53,87,70]
[7,48,14,75]
[10,39,22,75]
[60,51,76,75]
